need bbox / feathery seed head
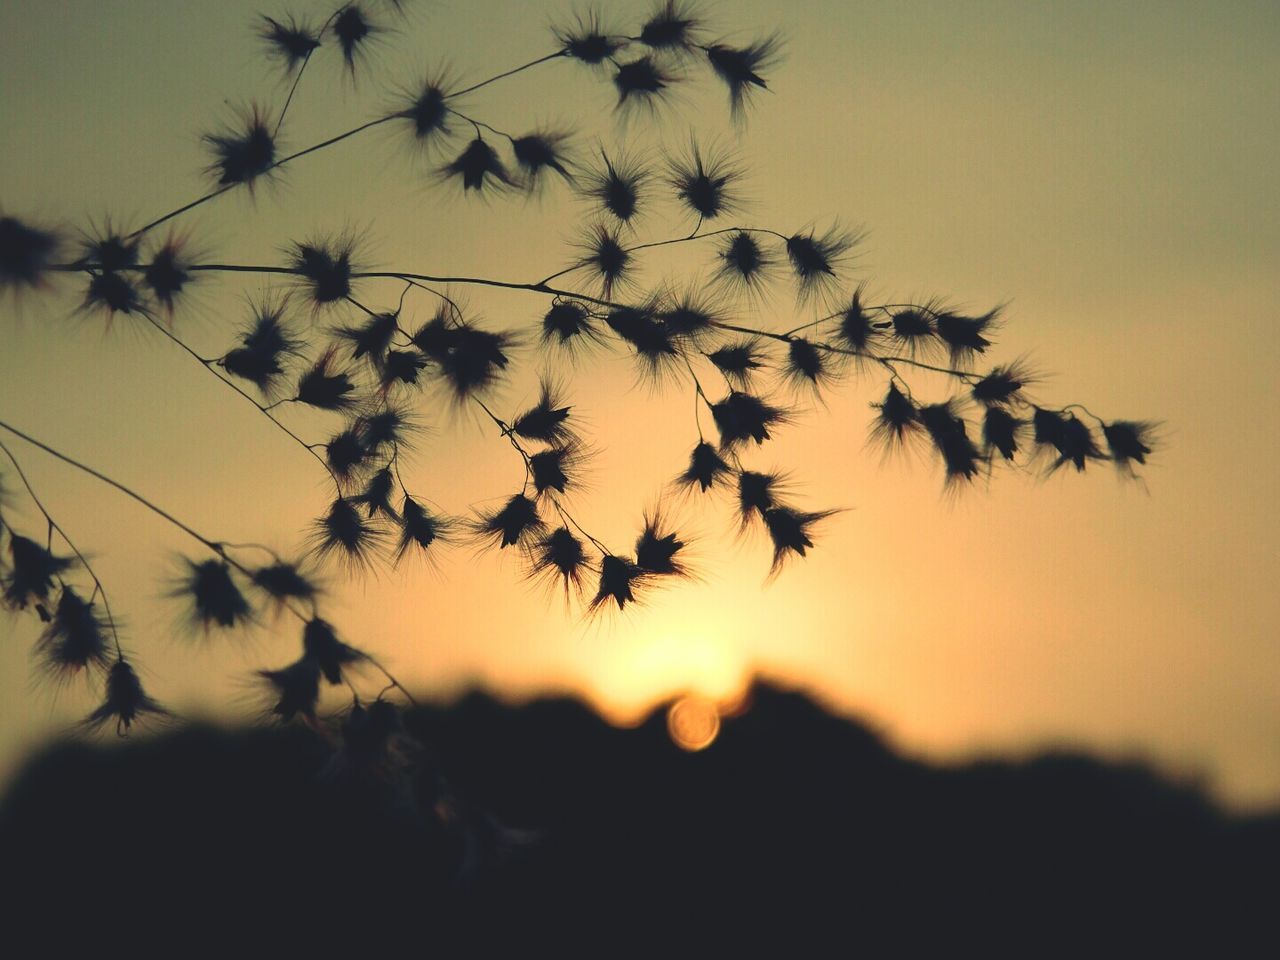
[0,216,62,293]
[288,234,358,307]
[676,441,732,493]
[36,585,112,682]
[590,554,645,612]
[86,658,167,735]
[512,130,576,189]
[204,105,276,189]
[613,56,676,110]
[309,496,383,570]
[442,137,514,194]
[870,381,922,454]
[259,15,320,72]
[541,299,602,354]
[554,9,623,64]
[580,148,648,224]
[710,390,787,448]
[3,534,74,610]
[707,340,766,388]
[705,34,784,120]
[143,236,194,313]
[635,510,687,577]
[295,348,358,410]
[1102,420,1158,472]
[667,140,742,221]
[249,562,319,603]
[258,657,322,722]
[714,230,775,294]
[396,495,456,562]
[982,407,1023,462]
[527,526,588,598]
[470,494,545,551]
[638,0,702,52]
[577,223,632,297]
[786,226,855,303]
[935,307,999,366]
[302,617,364,685]
[512,380,575,443]
[176,558,252,630]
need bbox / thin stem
[552,500,608,557]
[447,50,567,99]
[0,420,222,554]
[0,440,123,656]
[142,315,341,492]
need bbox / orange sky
[1,0,1277,809]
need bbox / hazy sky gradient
[1,1,1277,807]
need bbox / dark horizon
[4,680,1276,953]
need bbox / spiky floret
[613,56,677,110]
[541,299,603,354]
[2,534,74,610]
[666,140,742,221]
[1102,420,1158,471]
[395,78,453,149]
[470,494,545,550]
[512,380,575,443]
[605,304,679,379]
[295,348,358,410]
[786,226,855,302]
[1053,416,1106,473]
[982,407,1023,462]
[36,585,112,681]
[441,137,515,194]
[333,4,377,74]
[554,8,624,64]
[529,441,588,497]
[579,148,649,224]
[889,307,937,356]
[707,340,767,388]
[309,496,383,570]
[174,558,252,630]
[334,311,398,366]
[714,230,776,294]
[83,271,147,318]
[710,390,788,448]
[142,235,194,312]
[526,525,589,598]
[658,286,722,344]
[356,466,398,519]
[918,402,981,485]
[934,307,1000,366]
[737,469,786,524]
[869,381,922,454]
[635,510,688,576]
[220,297,303,395]
[589,553,646,612]
[704,33,784,119]
[259,14,320,73]
[675,441,732,493]
[437,322,516,400]
[834,288,878,353]
[258,657,322,721]
[396,495,456,562]
[358,405,414,451]
[762,506,836,576]
[204,105,276,189]
[301,617,365,685]
[783,337,836,391]
[249,562,318,603]
[638,0,702,52]
[512,130,575,189]
[288,234,358,307]
[971,360,1036,406]
[575,223,632,297]
[379,349,428,390]
[0,215,61,292]
[86,658,167,735]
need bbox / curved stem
[447,50,567,99]
[0,440,123,656]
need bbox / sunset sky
[1,0,1277,809]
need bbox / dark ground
[2,682,1276,955]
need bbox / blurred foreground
[3,682,1275,954]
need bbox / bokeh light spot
[667,696,721,751]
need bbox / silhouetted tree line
[1,682,1272,955]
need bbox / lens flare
[667,696,720,751]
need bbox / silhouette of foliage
[0,0,1163,888]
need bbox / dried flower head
[589,553,646,612]
[529,441,589,497]
[334,311,398,366]
[333,4,379,74]
[918,402,981,486]
[173,558,252,630]
[295,348,358,410]
[575,223,633,297]
[396,495,457,563]
[512,130,575,190]
[309,496,384,570]
[710,390,788,448]
[982,407,1023,462]
[1102,420,1159,473]
[441,137,515,194]
[783,337,839,393]
[437,322,516,400]
[541,299,604,357]
[470,494,545,551]
[259,14,321,73]
[249,562,319,604]
[613,56,677,111]
[605,304,679,380]
[302,617,365,685]
[580,148,649,225]
[714,230,776,295]
[971,360,1036,406]
[36,585,112,682]
[834,288,879,354]
[666,140,742,221]
[526,525,589,599]
[675,441,732,493]
[634,509,688,577]
[143,235,195,313]
[204,105,276,189]
[512,380,575,443]
[762,506,837,577]
[395,77,454,151]
[86,657,167,735]
[0,215,62,293]
[288,234,359,307]
[707,340,767,389]
[258,657,322,722]
[934,307,1000,366]
[786,226,856,303]
[554,8,624,65]
[638,0,702,53]
[737,469,787,525]
[869,381,922,455]
[220,296,303,395]
[704,34,784,120]
[2,534,74,610]
[889,307,937,357]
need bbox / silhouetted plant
[0,0,1159,802]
